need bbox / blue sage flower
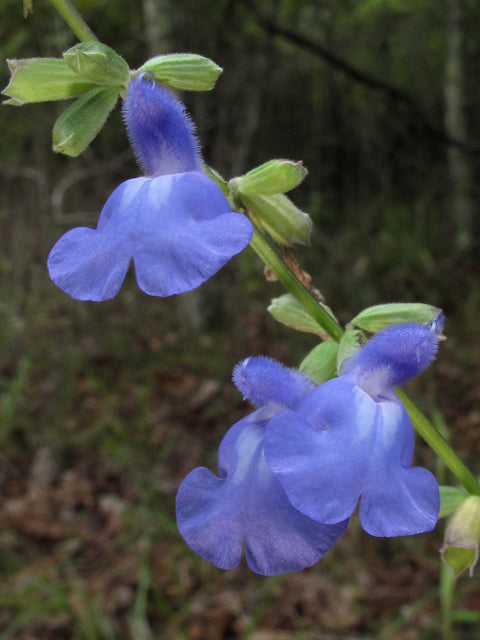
[264,320,442,538]
[47,75,253,301]
[176,357,348,576]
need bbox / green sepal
[299,340,339,385]
[439,486,469,519]
[268,293,327,336]
[241,193,312,246]
[63,41,130,87]
[350,302,442,333]
[2,58,98,105]
[137,53,222,91]
[52,86,119,157]
[337,329,365,373]
[233,160,308,195]
[443,547,477,578]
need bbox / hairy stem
[48,0,98,42]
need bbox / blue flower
[176,357,348,576]
[47,76,253,301]
[264,321,442,538]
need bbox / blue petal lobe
[265,376,377,524]
[47,178,147,302]
[47,227,131,301]
[133,173,253,296]
[359,400,440,536]
[176,411,347,576]
[359,466,440,537]
[232,356,315,409]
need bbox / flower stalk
[249,227,344,342]
[48,0,98,42]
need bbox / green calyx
[2,58,98,105]
[53,86,118,156]
[63,41,130,87]
[137,53,222,91]
[349,302,442,333]
[233,159,308,196]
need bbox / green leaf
[2,58,98,106]
[241,193,312,246]
[63,41,130,87]
[337,329,365,373]
[52,86,118,157]
[137,54,222,91]
[439,486,469,519]
[350,302,442,333]
[299,340,339,384]
[233,159,308,195]
[268,293,327,335]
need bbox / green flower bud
[441,495,480,577]
[233,159,308,195]
[240,193,312,246]
[350,303,443,333]
[53,86,118,157]
[299,339,339,384]
[63,41,130,87]
[137,54,222,91]
[2,58,97,105]
[268,293,327,336]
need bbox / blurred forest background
[1,0,480,638]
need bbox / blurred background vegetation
[0,0,479,638]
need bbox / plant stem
[397,389,480,496]
[249,227,344,342]
[48,0,98,42]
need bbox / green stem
[250,227,344,342]
[48,0,98,41]
[397,389,480,496]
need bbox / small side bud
[233,160,308,195]
[53,86,118,157]
[240,193,312,246]
[63,41,130,87]
[441,496,480,577]
[2,58,96,105]
[137,53,222,91]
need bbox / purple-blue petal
[265,376,439,537]
[358,399,440,536]
[265,376,377,524]
[123,76,201,177]
[48,172,253,301]
[232,356,315,410]
[176,410,347,576]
